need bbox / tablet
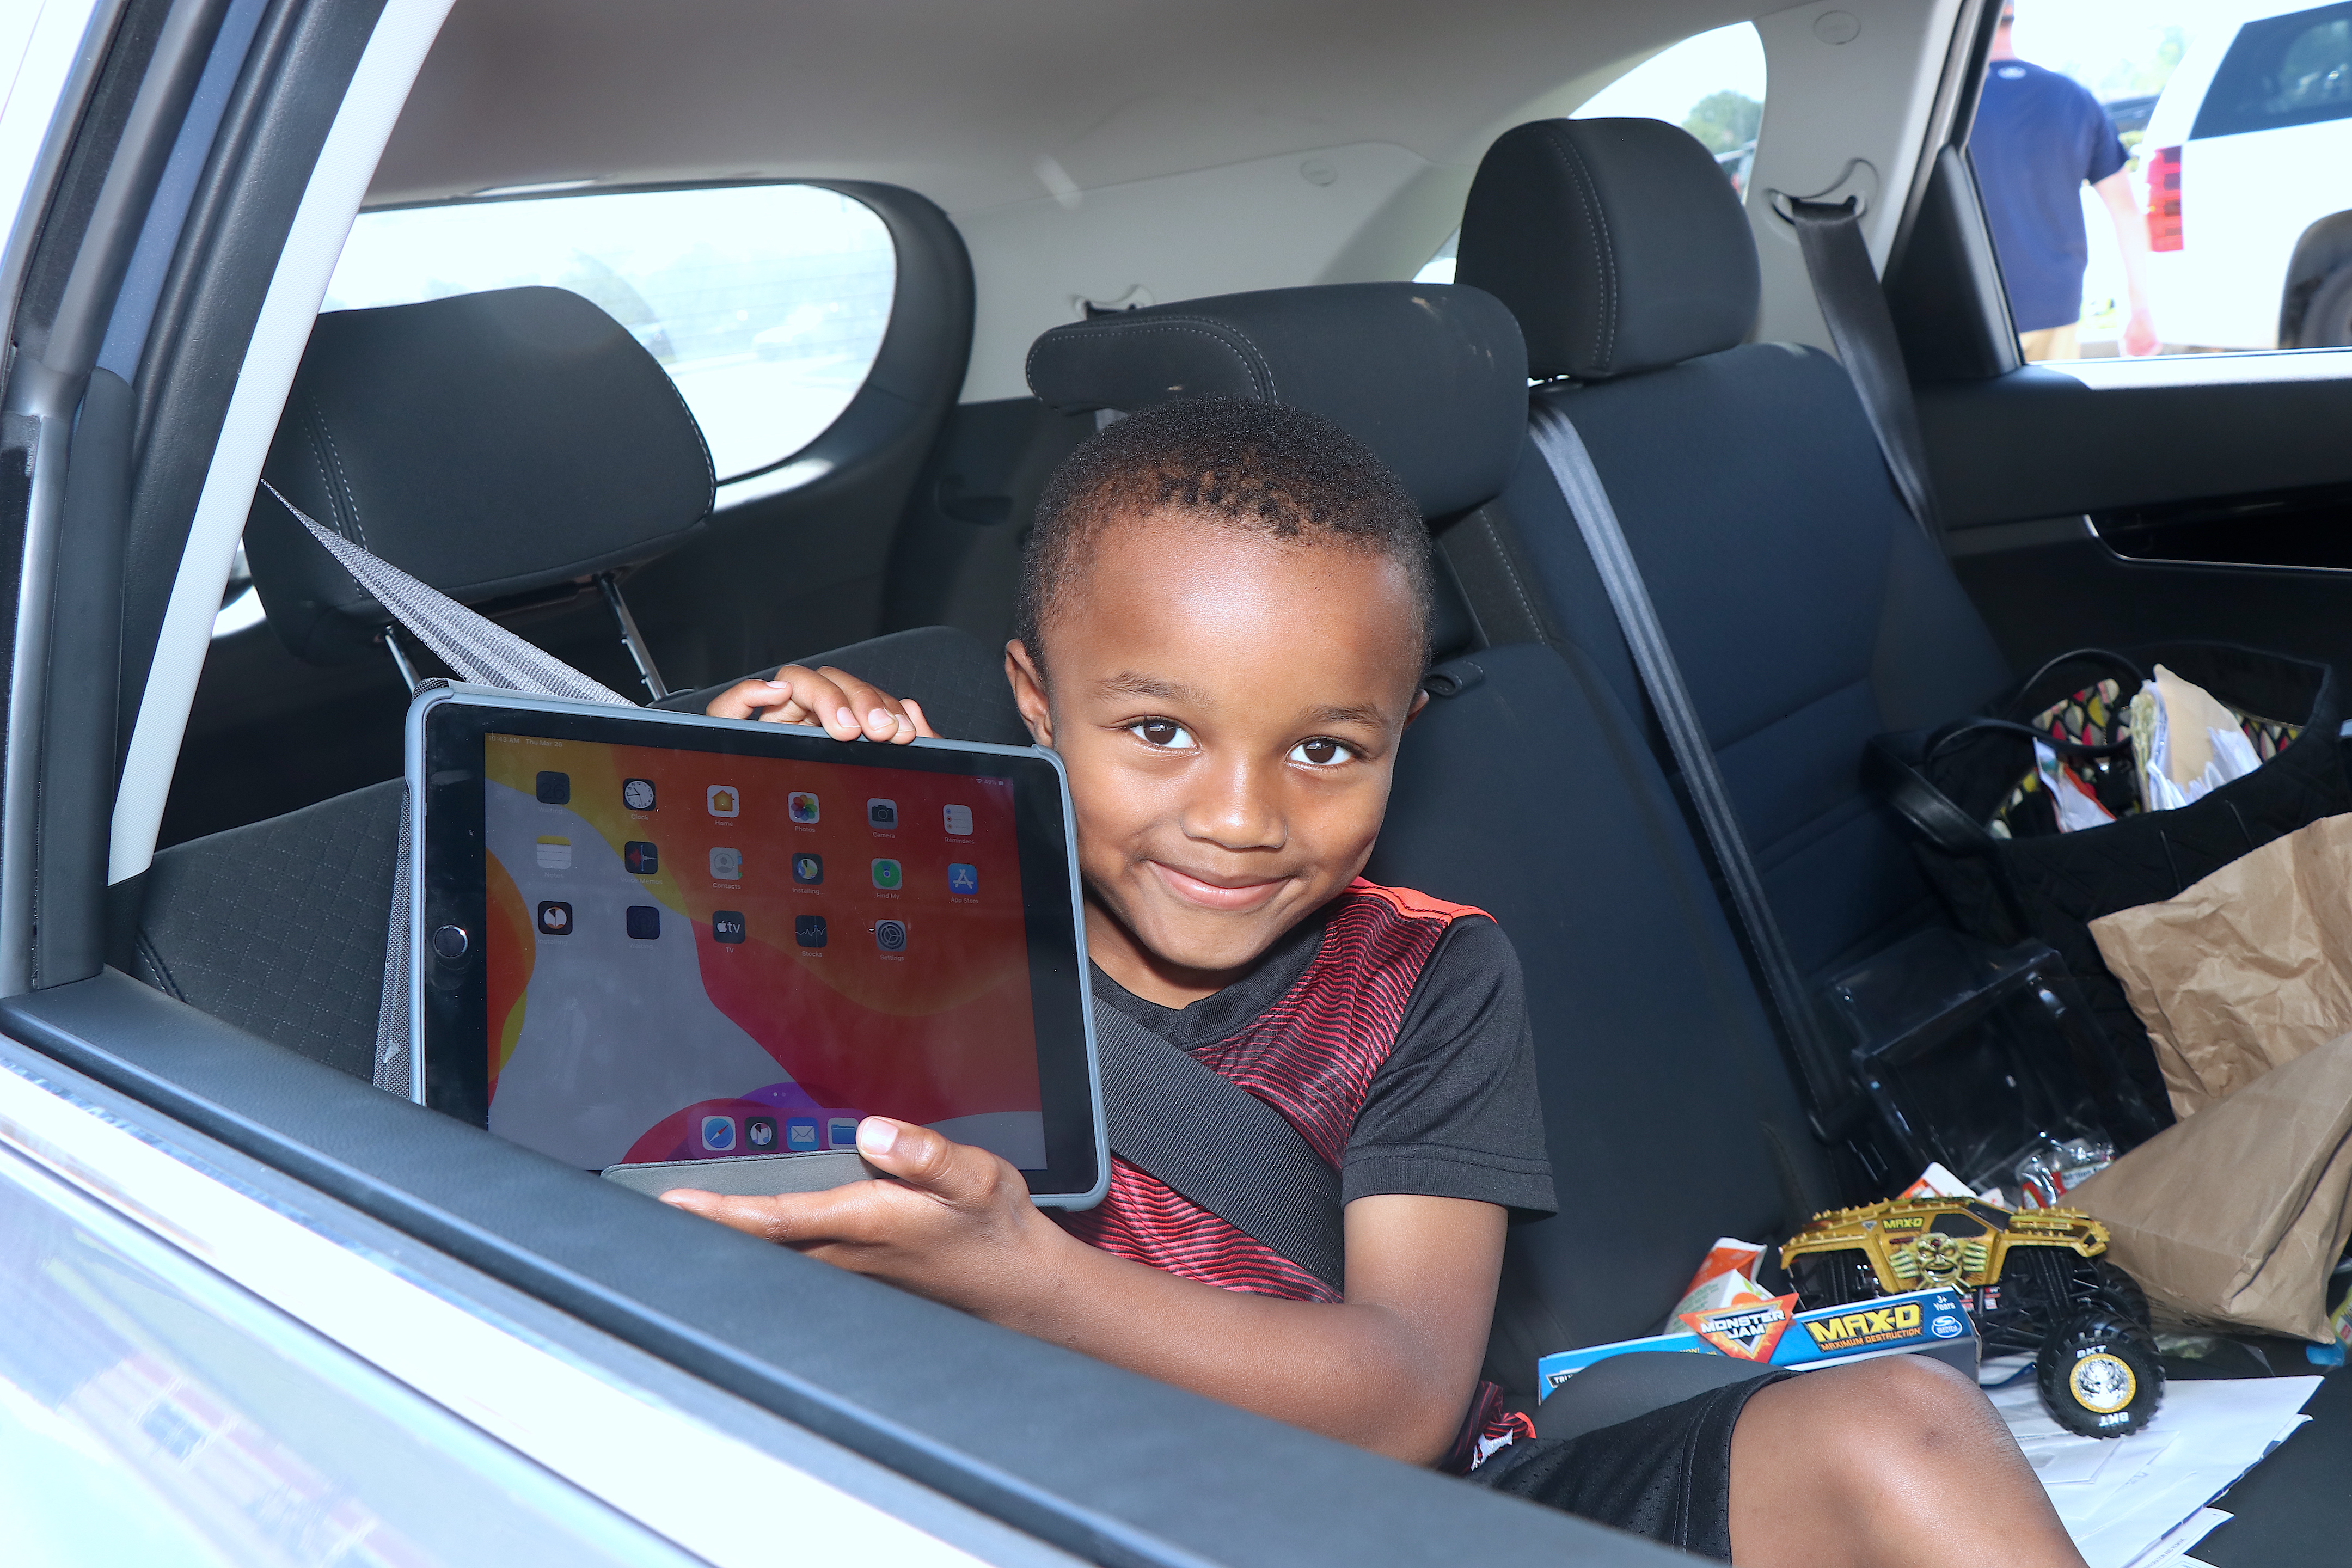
[407,684,1106,1208]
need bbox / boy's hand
[705,666,935,744]
[657,1118,1060,1314]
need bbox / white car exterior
[2140,0,2352,350]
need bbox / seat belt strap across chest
[275,484,1349,1284]
[1093,1002,1345,1292]
[1524,408,1857,1132]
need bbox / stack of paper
[1983,1364,2320,1568]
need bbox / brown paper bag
[2067,1030,2352,1341]
[2089,812,2352,1118]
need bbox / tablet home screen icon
[745,1116,777,1150]
[792,852,823,885]
[624,841,658,875]
[787,791,818,823]
[867,798,897,830]
[795,915,828,948]
[874,919,908,953]
[536,901,572,936]
[826,1117,859,1149]
[536,836,571,870]
[707,785,740,818]
[626,906,661,940]
[948,863,978,896]
[871,858,902,891]
[786,1117,820,1152]
[712,910,746,944]
[943,803,973,837]
[700,1116,736,1153]
[535,771,569,805]
[709,847,742,880]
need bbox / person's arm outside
[2095,168,2159,356]
[662,1122,1506,1466]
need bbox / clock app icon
[622,778,656,811]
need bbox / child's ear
[1006,641,1055,748]
[1401,688,1431,730]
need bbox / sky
[1575,22,1768,126]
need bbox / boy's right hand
[706,665,935,744]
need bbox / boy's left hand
[657,1118,1061,1314]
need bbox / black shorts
[1467,1370,1792,1560]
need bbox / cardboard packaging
[1538,1288,1979,1400]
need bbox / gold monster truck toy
[1781,1197,2163,1438]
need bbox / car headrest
[1024,282,1528,520]
[243,286,714,665]
[1457,118,1760,382]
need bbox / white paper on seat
[1988,1375,2321,1568]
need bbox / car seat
[1026,283,1836,1388]
[1453,119,2019,997]
[122,287,1022,1077]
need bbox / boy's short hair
[1015,397,1433,672]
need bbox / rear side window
[2192,1,2352,139]
[324,185,896,481]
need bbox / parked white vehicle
[2139,0,2352,349]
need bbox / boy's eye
[1129,719,1194,750]
[1288,737,1357,767]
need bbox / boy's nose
[1180,755,1286,852]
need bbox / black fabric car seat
[1027,284,1834,1383]
[1454,118,2014,991]
[127,285,1025,1076]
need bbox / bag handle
[1922,716,2136,765]
[2009,647,2145,714]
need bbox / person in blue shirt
[1974,3,2159,359]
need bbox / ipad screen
[480,731,1044,1172]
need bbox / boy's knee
[1766,1356,1997,1466]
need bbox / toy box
[1539,1288,1978,1401]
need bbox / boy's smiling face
[1008,507,1427,1007]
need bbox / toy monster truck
[1780,1197,2163,1438]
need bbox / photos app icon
[787,792,819,824]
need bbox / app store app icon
[948,863,978,896]
[700,1116,736,1153]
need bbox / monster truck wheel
[2090,1260,2152,1330]
[2037,1313,2164,1439]
[1790,1248,1881,1312]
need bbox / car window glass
[1413,23,1765,283]
[1972,3,2352,360]
[324,185,896,481]
[2192,1,2352,138]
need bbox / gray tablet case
[602,1150,892,1197]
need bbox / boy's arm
[662,1118,1506,1466]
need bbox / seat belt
[1093,1002,1344,1291]
[1524,408,1858,1135]
[1785,198,1941,541]
[267,483,1348,1284]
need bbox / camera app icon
[867,798,898,830]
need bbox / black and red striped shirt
[1062,878,1555,1468]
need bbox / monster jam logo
[1682,1294,1800,1361]
[1803,1301,1925,1351]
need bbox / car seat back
[1456,118,2013,985]
[241,285,715,668]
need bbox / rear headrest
[1457,118,1760,382]
[1025,283,1528,520]
[243,286,714,665]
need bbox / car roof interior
[10,0,2352,1562]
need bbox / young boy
[669,400,2086,1566]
